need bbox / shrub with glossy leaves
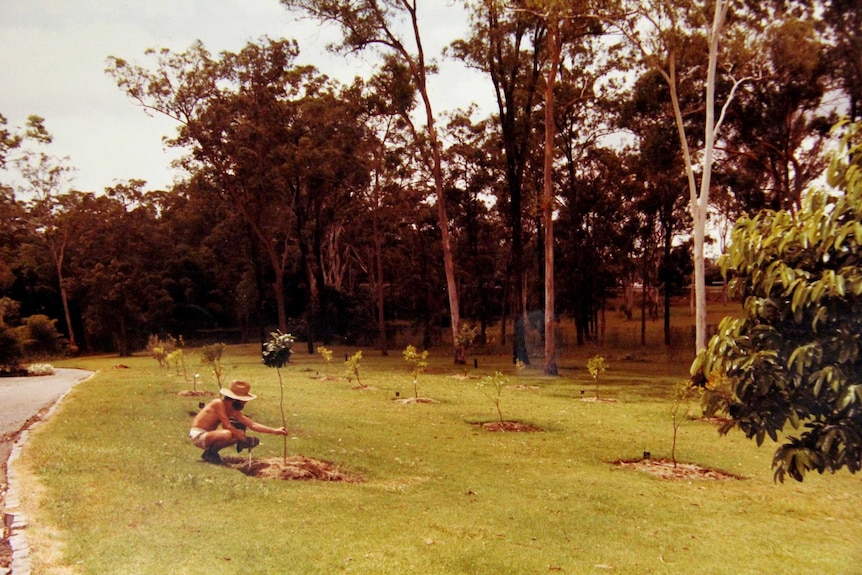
[692,121,862,482]
[262,330,294,368]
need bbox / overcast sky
[0,0,490,193]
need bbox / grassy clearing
[15,339,862,575]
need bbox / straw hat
[220,380,257,401]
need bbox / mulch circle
[473,421,543,432]
[613,458,744,480]
[224,455,362,482]
[178,390,214,397]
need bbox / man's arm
[236,412,288,436]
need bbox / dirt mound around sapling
[474,421,543,432]
[178,390,214,397]
[580,396,618,403]
[614,458,744,480]
[394,397,437,404]
[226,455,362,482]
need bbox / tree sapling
[200,342,227,389]
[477,371,508,424]
[344,351,363,388]
[670,380,698,467]
[318,345,333,378]
[587,355,608,399]
[403,345,429,399]
[262,330,294,463]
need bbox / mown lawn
[15,342,862,575]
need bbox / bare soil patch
[614,458,743,481]
[225,455,362,482]
[580,397,618,403]
[177,390,214,397]
[474,421,543,432]
[394,397,437,404]
[0,536,11,570]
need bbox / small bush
[18,314,67,359]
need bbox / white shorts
[189,427,208,449]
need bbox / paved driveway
[0,368,94,438]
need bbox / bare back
[191,398,228,431]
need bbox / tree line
[1,0,858,366]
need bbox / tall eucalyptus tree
[279,0,466,362]
[613,0,759,353]
[454,0,545,365]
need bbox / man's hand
[274,426,288,436]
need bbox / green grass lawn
[16,342,862,575]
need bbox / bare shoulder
[192,398,225,429]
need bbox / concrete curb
[3,372,91,575]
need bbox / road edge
[2,370,94,575]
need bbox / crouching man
[190,380,287,464]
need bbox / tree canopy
[693,121,862,482]
[1,0,858,380]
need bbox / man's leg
[200,429,238,463]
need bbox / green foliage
[146,334,175,368]
[477,371,508,423]
[587,355,608,399]
[455,322,480,374]
[0,326,24,371]
[403,345,429,399]
[199,342,227,388]
[16,314,67,359]
[692,120,862,482]
[343,350,363,387]
[0,296,21,328]
[166,349,184,376]
[262,330,294,369]
[318,345,333,377]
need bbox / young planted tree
[403,344,429,399]
[200,342,226,389]
[586,354,607,400]
[669,379,697,468]
[344,351,364,388]
[692,121,862,482]
[455,323,480,376]
[317,345,333,379]
[477,371,509,424]
[262,330,294,463]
